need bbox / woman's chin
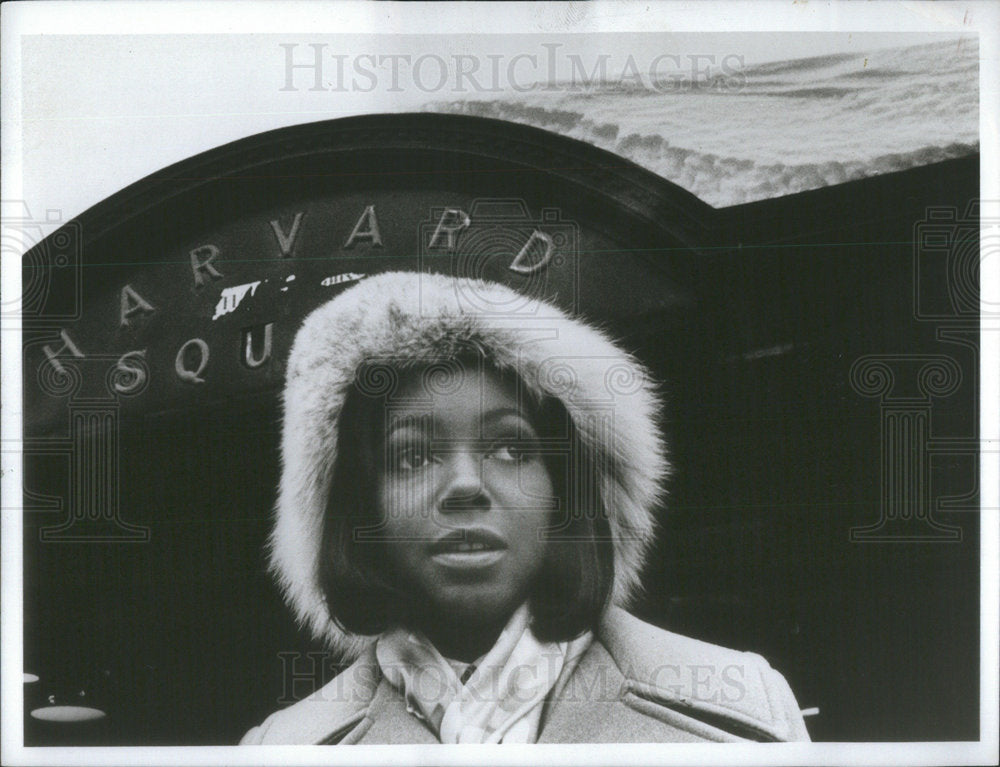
[428,591,520,630]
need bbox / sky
[2,1,991,222]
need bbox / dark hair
[318,355,615,644]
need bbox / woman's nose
[438,450,491,514]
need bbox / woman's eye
[396,444,432,470]
[488,441,536,463]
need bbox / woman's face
[376,365,553,631]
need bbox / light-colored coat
[241,607,810,744]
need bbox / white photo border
[2,2,997,766]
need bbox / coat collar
[350,674,438,745]
[253,608,806,744]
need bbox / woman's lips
[429,528,507,568]
[430,549,506,568]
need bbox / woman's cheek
[380,475,434,528]
[378,479,415,540]
[518,463,557,512]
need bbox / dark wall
[634,157,980,741]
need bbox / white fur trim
[270,272,668,659]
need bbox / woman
[242,271,810,744]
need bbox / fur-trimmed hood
[270,271,668,659]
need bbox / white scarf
[375,604,592,743]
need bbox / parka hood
[271,271,668,659]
